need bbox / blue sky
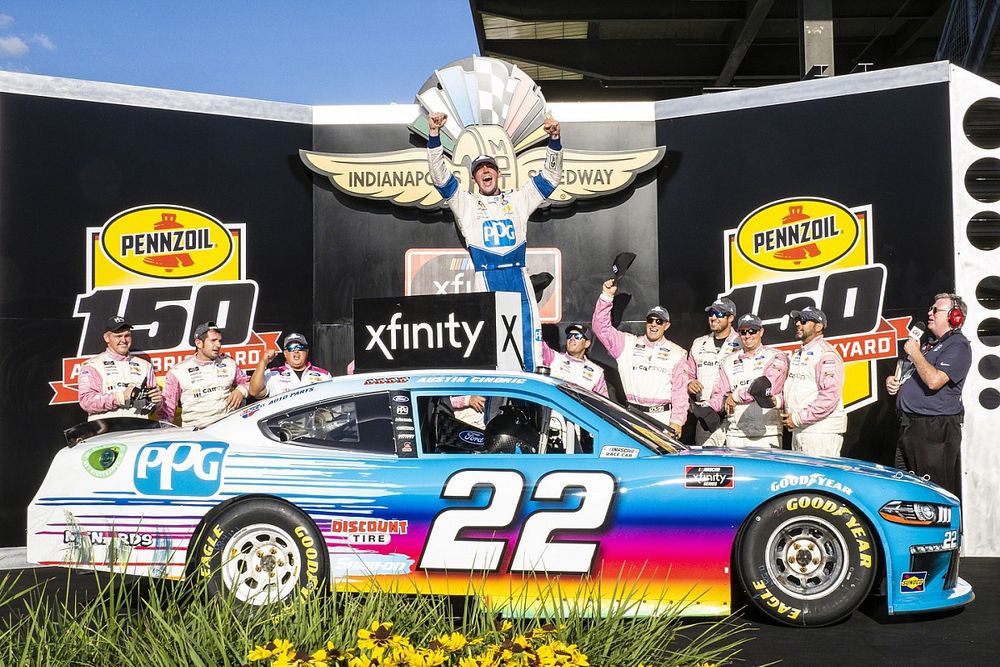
[0,1,480,104]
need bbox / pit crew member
[782,306,846,456]
[706,314,788,449]
[426,110,562,372]
[685,298,740,445]
[78,315,161,420]
[250,332,332,399]
[541,323,608,396]
[593,279,688,435]
[161,321,250,427]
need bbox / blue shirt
[897,330,971,416]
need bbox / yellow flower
[349,656,379,667]
[429,631,470,653]
[248,638,296,662]
[536,640,589,666]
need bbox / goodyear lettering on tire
[786,495,873,568]
[294,525,321,597]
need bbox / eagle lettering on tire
[191,498,328,609]
[737,494,877,627]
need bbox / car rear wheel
[192,498,328,609]
[737,494,878,627]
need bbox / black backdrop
[0,78,954,546]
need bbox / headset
[940,293,966,329]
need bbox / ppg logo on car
[134,442,228,496]
[482,219,515,248]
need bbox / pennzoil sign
[736,198,861,272]
[100,206,234,280]
[721,197,909,411]
[49,205,279,406]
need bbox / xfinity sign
[354,293,523,372]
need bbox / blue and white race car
[28,369,973,626]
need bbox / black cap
[646,306,670,322]
[105,315,132,333]
[705,298,736,316]
[790,306,828,327]
[737,313,764,330]
[565,323,592,340]
[283,333,309,348]
[193,321,220,340]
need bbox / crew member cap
[737,313,764,329]
[193,321,220,340]
[105,315,132,333]
[284,332,309,348]
[565,323,592,340]
[790,306,828,327]
[705,298,736,316]
[646,306,670,322]
[470,154,498,174]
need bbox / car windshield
[557,384,686,455]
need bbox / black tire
[737,494,878,627]
[191,498,328,609]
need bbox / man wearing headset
[886,293,971,499]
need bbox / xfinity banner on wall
[353,292,524,372]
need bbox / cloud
[30,33,55,51]
[0,36,28,57]
[0,14,13,28]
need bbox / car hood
[689,446,953,497]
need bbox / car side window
[263,392,395,455]
[418,394,592,455]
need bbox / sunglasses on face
[566,332,586,340]
[707,310,730,319]
[796,317,814,325]
[285,344,307,352]
[739,328,760,336]
[646,317,665,325]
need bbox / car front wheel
[192,498,328,609]
[737,494,878,627]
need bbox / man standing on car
[78,315,161,420]
[782,306,846,456]
[886,293,971,498]
[686,298,741,445]
[707,314,788,449]
[250,332,331,399]
[161,321,250,427]
[541,323,608,396]
[593,279,688,436]
[426,110,562,372]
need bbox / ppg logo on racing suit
[482,219,516,248]
[134,442,228,496]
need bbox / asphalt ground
[1,557,996,666]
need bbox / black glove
[749,376,774,408]
[690,403,722,432]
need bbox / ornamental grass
[0,569,751,666]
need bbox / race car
[27,369,973,627]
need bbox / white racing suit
[78,349,157,420]
[592,294,689,428]
[161,354,250,428]
[709,345,789,448]
[541,342,608,396]
[685,332,742,444]
[784,336,847,457]
[428,135,562,371]
[259,363,332,398]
